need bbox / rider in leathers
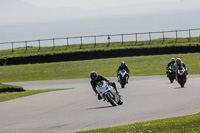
[166,58,175,77]
[174,58,188,74]
[90,71,119,100]
[117,61,130,83]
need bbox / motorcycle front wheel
[179,77,185,88]
[106,94,117,106]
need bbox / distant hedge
[0,45,200,66]
[0,83,25,93]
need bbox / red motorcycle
[176,67,187,88]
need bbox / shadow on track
[173,87,186,89]
[88,105,113,110]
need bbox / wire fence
[0,28,200,52]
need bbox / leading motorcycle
[176,67,187,88]
[97,80,123,106]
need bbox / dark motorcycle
[118,69,128,88]
[168,64,176,83]
[176,67,187,88]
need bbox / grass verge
[0,88,70,102]
[0,53,200,82]
[76,112,200,133]
[0,83,24,91]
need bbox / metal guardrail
[0,28,200,52]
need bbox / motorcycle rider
[166,58,175,77]
[90,71,120,100]
[117,61,130,83]
[174,58,188,74]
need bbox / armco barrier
[0,45,199,66]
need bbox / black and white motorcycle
[118,69,129,88]
[97,80,123,106]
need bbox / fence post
[162,32,165,44]
[66,38,69,49]
[149,32,151,45]
[38,40,41,51]
[175,30,178,43]
[52,39,55,51]
[121,34,124,46]
[135,33,137,45]
[107,35,110,47]
[199,34,200,42]
[25,41,27,52]
[11,42,14,52]
[94,36,96,48]
[80,36,83,49]
[188,29,191,42]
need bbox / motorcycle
[176,67,187,88]
[118,69,129,88]
[97,80,123,106]
[168,64,176,83]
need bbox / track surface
[1,75,200,133]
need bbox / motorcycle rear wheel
[117,98,123,105]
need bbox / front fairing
[119,69,127,79]
[97,81,119,102]
[176,67,187,82]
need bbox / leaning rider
[116,61,130,83]
[174,58,188,74]
[90,71,119,100]
[166,58,175,77]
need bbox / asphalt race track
[1,75,200,133]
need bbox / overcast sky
[0,0,199,25]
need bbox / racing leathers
[117,64,130,74]
[166,61,175,75]
[174,61,188,74]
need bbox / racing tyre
[179,77,185,88]
[106,94,117,106]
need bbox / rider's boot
[115,88,120,95]
[126,76,128,84]
[97,94,102,100]
[117,76,120,82]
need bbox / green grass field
[0,37,199,59]
[0,83,23,90]
[0,88,69,102]
[0,53,199,82]
[76,112,200,133]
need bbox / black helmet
[121,61,125,66]
[90,71,98,80]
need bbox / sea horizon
[0,10,199,50]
